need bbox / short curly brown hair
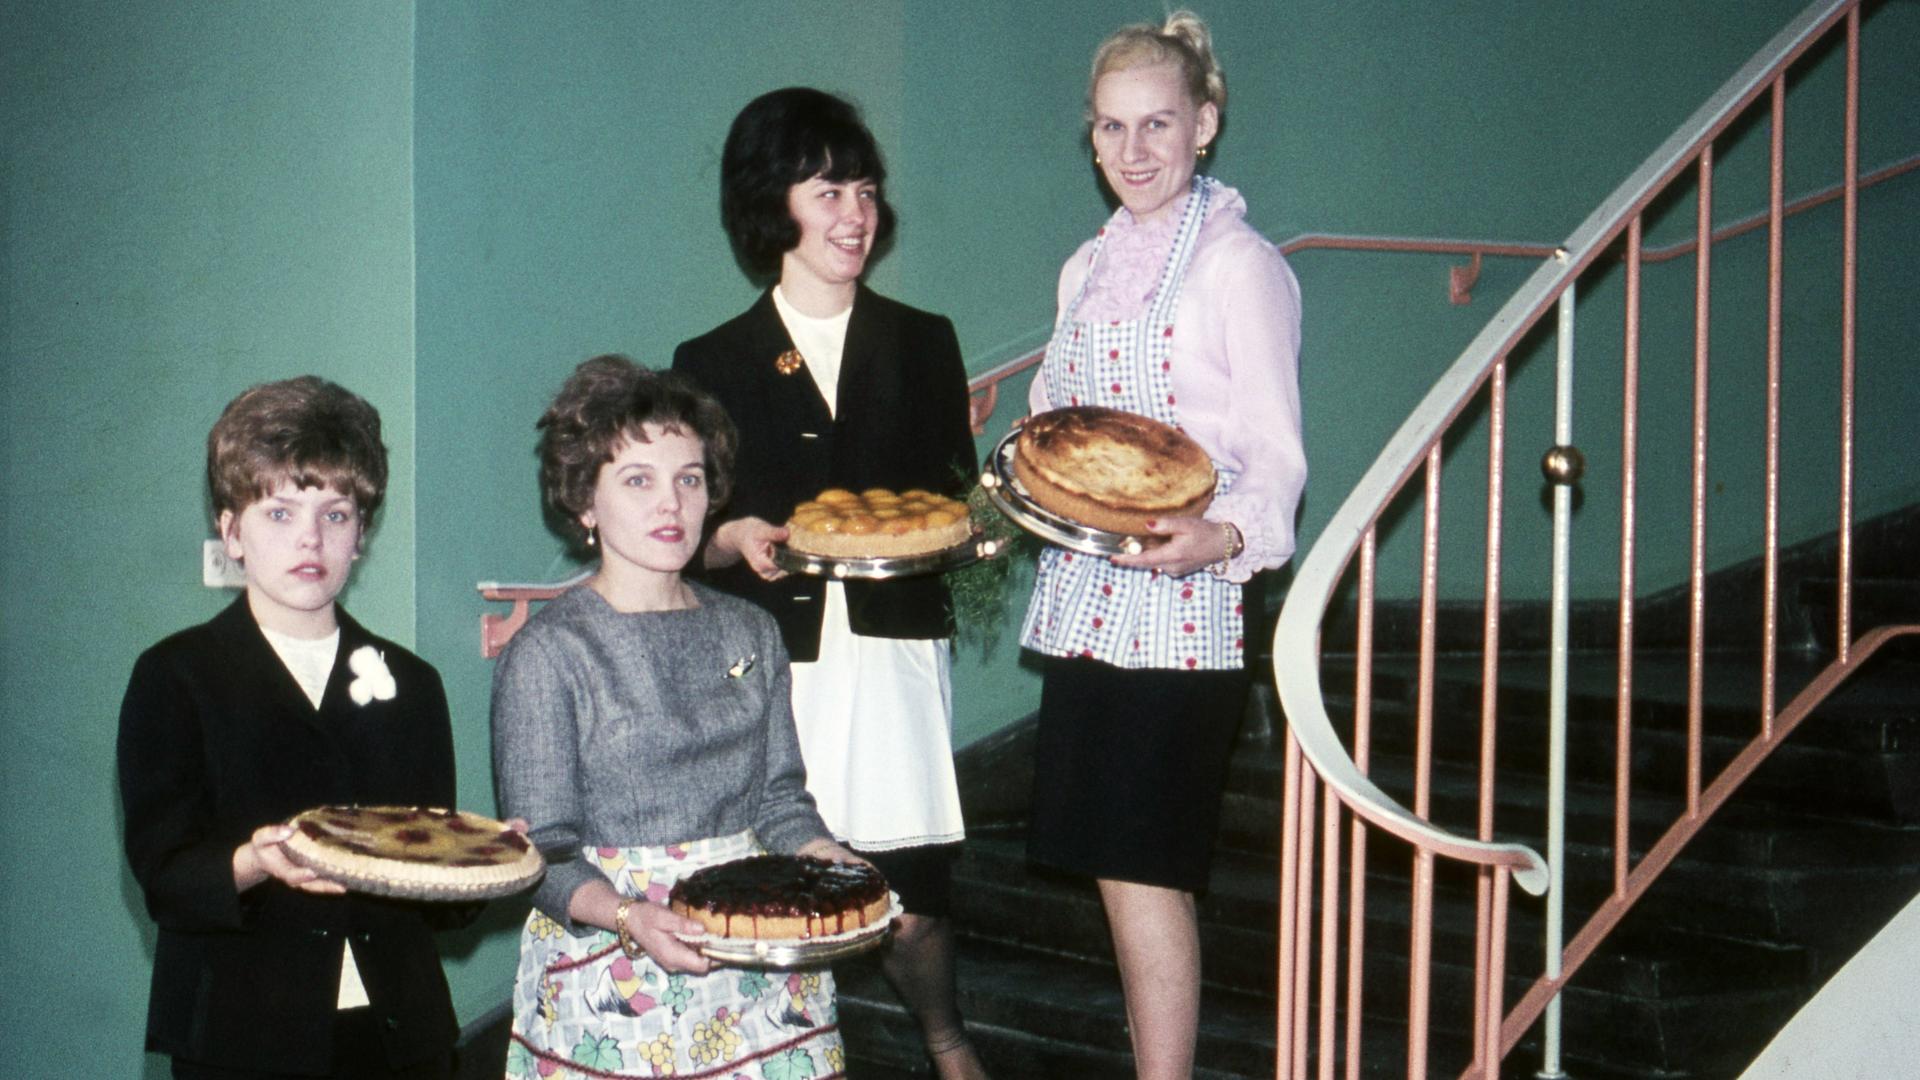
[206,376,388,524]
[537,355,738,546]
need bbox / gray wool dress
[490,582,829,926]
[491,583,843,1077]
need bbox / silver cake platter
[770,534,995,580]
[981,429,1150,558]
[679,895,902,969]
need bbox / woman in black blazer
[671,88,988,1079]
[118,377,460,1079]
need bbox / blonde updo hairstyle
[1087,10,1227,123]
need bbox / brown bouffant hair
[206,376,388,523]
[536,355,738,546]
[1088,10,1227,121]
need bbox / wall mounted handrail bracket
[476,571,589,658]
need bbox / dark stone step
[952,829,1282,996]
[1318,651,1920,825]
[835,937,1276,1079]
[1239,745,1920,957]
[1353,932,1807,1077]
[1214,702,1920,901]
[952,822,1819,1020]
[1312,506,1920,659]
[1799,577,1920,656]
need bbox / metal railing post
[1539,270,1579,1079]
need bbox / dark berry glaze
[669,855,887,935]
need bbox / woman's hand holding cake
[707,514,791,582]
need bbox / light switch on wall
[202,539,246,588]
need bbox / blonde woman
[1020,13,1306,1078]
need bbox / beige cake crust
[1013,407,1215,534]
[669,893,894,940]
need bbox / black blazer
[673,285,978,661]
[118,597,459,1075]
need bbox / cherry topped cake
[668,854,892,940]
[784,487,972,559]
[282,805,544,900]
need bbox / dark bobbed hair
[207,375,388,524]
[536,355,739,548]
[720,86,896,275]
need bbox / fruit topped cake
[784,487,972,559]
[668,854,892,940]
[282,805,543,900]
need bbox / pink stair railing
[1268,1,1919,1078]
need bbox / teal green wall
[4,3,1915,1073]
[2,4,416,1076]
[1322,2,1920,601]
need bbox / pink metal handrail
[1269,1,1918,1077]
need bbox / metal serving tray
[770,535,994,580]
[980,430,1148,558]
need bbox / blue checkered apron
[1021,176,1245,671]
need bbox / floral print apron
[506,831,842,1079]
[1021,175,1245,671]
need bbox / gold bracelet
[614,900,638,958]
[1208,521,1245,577]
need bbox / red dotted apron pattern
[1022,177,1244,671]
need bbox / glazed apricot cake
[1012,405,1215,535]
[785,487,972,559]
[669,854,892,939]
[282,805,543,900]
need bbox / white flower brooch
[725,655,757,681]
[348,645,397,705]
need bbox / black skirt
[853,841,961,918]
[1026,654,1250,893]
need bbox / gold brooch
[774,349,805,376]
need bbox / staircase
[834,695,1288,1079]
[836,511,1920,1079]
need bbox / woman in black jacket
[119,377,460,1079]
[672,87,988,1079]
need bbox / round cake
[785,487,972,559]
[669,854,892,940]
[282,805,544,900]
[1013,406,1215,535]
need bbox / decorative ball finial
[1541,445,1585,485]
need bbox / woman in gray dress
[492,355,860,1079]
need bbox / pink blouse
[1030,184,1307,582]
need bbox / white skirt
[788,582,965,851]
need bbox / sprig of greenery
[946,477,1039,655]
